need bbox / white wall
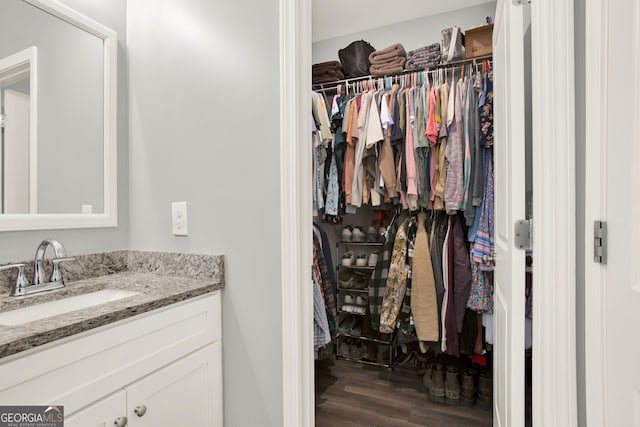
[0,0,129,263]
[312,2,496,64]
[126,1,283,426]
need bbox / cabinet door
[65,390,127,427]
[127,343,222,427]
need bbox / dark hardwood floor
[315,357,493,427]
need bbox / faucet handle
[0,264,30,296]
[51,257,75,283]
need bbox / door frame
[279,0,578,425]
[582,0,608,424]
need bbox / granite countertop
[0,250,225,359]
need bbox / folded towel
[370,57,407,76]
[368,43,407,64]
[312,60,344,72]
[312,68,345,84]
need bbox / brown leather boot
[422,363,433,392]
[460,368,477,406]
[429,363,445,403]
[444,365,460,405]
[477,370,492,410]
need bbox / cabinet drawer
[0,292,221,415]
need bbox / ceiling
[312,0,492,42]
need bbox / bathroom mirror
[0,0,117,231]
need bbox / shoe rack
[335,237,395,369]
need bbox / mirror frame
[0,0,117,231]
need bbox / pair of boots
[424,364,492,408]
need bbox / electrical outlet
[81,204,93,214]
[171,201,188,236]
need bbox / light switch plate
[171,201,188,236]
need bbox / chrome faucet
[0,239,75,296]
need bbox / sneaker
[460,368,478,407]
[363,342,377,361]
[339,338,351,357]
[351,226,366,243]
[355,295,368,306]
[338,270,354,289]
[352,271,370,289]
[367,251,379,267]
[350,340,365,360]
[341,252,354,267]
[355,253,368,267]
[344,294,355,305]
[377,343,391,364]
[349,318,362,336]
[445,365,460,405]
[352,306,366,315]
[341,226,353,242]
[429,363,445,403]
[339,315,356,334]
[366,226,378,243]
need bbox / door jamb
[583,0,608,424]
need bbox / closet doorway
[310,0,526,426]
[279,0,578,425]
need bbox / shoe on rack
[338,270,354,289]
[339,315,356,334]
[355,252,368,267]
[341,226,353,242]
[352,271,370,290]
[338,338,351,358]
[429,363,446,403]
[377,342,391,364]
[350,340,365,360]
[355,295,368,306]
[460,368,478,407]
[349,319,362,336]
[363,342,378,361]
[344,294,355,305]
[367,251,379,267]
[341,252,355,267]
[444,365,460,405]
[351,226,366,243]
[352,306,366,315]
[366,226,378,243]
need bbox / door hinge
[512,0,531,5]
[0,113,6,128]
[594,220,607,264]
[514,219,532,250]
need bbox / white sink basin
[0,289,140,326]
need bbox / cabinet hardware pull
[114,416,128,427]
[134,405,147,417]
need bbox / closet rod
[312,54,492,92]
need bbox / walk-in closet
[310,1,533,426]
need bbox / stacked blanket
[406,43,442,71]
[312,61,345,84]
[368,43,407,76]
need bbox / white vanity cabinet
[0,291,223,427]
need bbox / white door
[65,391,127,427]
[126,343,222,427]
[3,88,30,214]
[586,0,640,424]
[492,0,527,426]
